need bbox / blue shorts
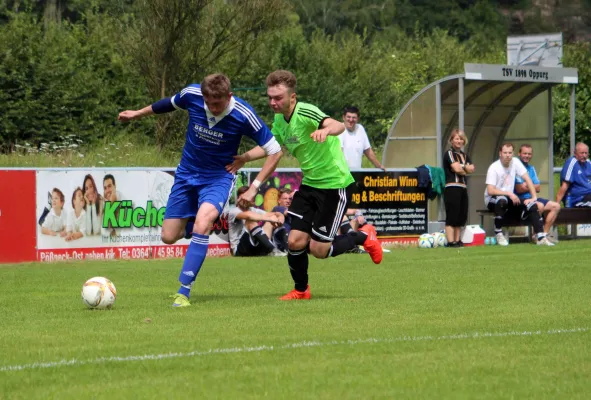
[536,197,549,206]
[164,174,236,219]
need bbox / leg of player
[173,203,219,306]
[454,227,462,246]
[326,225,382,263]
[340,215,353,234]
[246,220,276,254]
[522,202,554,246]
[161,218,191,244]
[542,201,560,234]
[280,229,311,300]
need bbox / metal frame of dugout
[381,63,579,230]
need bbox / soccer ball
[431,232,448,248]
[81,277,117,309]
[485,236,497,245]
[418,233,434,248]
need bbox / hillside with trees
[0,0,589,160]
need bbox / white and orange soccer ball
[81,277,117,309]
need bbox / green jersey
[271,102,354,189]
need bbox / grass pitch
[1,241,590,399]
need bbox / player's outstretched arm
[118,105,155,122]
[237,150,283,208]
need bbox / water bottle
[565,193,572,208]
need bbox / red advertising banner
[0,170,37,263]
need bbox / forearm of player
[555,182,569,203]
[514,182,528,194]
[364,148,384,169]
[522,174,537,200]
[321,118,346,136]
[486,185,513,197]
[450,162,467,175]
[241,146,267,162]
[251,150,283,189]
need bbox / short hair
[519,144,533,153]
[343,106,360,117]
[575,142,589,152]
[71,187,83,208]
[237,186,249,197]
[500,142,514,151]
[201,73,232,98]
[449,129,468,146]
[279,187,292,197]
[266,70,297,92]
[103,174,116,186]
[52,188,65,204]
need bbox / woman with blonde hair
[443,129,475,247]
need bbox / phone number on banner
[38,244,230,262]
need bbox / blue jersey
[170,84,274,179]
[560,156,591,204]
[514,162,540,201]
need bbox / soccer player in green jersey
[228,70,383,300]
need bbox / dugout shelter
[382,63,579,226]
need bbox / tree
[126,0,290,149]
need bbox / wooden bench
[476,207,591,239]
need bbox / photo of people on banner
[247,170,427,236]
[36,170,230,252]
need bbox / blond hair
[449,129,468,147]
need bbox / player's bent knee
[288,236,307,251]
[160,229,179,244]
[309,241,330,259]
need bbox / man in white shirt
[484,143,553,246]
[228,186,285,256]
[338,107,385,170]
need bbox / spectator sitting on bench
[514,144,561,238]
[556,142,591,208]
[484,143,553,246]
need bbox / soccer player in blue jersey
[118,73,283,307]
[514,144,561,238]
[557,142,591,207]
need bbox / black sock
[287,248,308,291]
[273,227,288,252]
[250,226,275,252]
[340,220,353,234]
[330,232,366,257]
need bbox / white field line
[1,327,588,372]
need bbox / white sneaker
[536,237,555,246]
[546,235,559,244]
[270,248,287,257]
[496,232,509,246]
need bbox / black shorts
[234,232,272,257]
[288,183,354,243]
[487,196,532,220]
[444,186,468,227]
